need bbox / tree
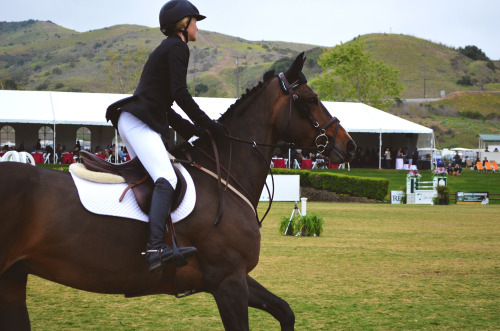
[104,45,149,94]
[195,82,208,94]
[0,78,20,90]
[311,40,403,111]
[458,45,489,61]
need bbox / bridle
[185,72,344,227]
[277,72,340,156]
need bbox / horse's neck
[228,118,277,203]
[200,93,279,204]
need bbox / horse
[0,53,356,330]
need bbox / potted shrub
[278,216,296,236]
[434,185,450,205]
[296,214,324,236]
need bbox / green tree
[104,45,149,94]
[0,78,20,90]
[195,82,209,94]
[458,45,489,61]
[311,40,403,111]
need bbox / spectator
[384,147,391,169]
[481,195,489,205]
[56,144,63,164]
[44,145,54,163]
[453,163,462,176]
[17,141,25,152]
[35,139,42,153]
[118,146,126,163]
[447,163,453,175]
[412,149,419,165]
[453,151,461,166]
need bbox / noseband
[277,72,340,155]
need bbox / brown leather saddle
[79,151,187,214]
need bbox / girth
[79,151,186,214]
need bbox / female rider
[106,0,224,272]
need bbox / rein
[179,72,343,228]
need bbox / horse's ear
[263,69,275,82]
[285,52,305,82]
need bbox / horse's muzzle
[328,138,356,164]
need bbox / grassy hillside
[1,20,499,148]
[0,20,317,96]
[1,21,499,98]
[389,92,500,148]
[358,33,500,99]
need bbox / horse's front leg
[212,270,249,331]
[0,268,30,331]
[247,275,295,331]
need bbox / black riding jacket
[106,35,209,139]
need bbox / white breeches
[117,111,177,189]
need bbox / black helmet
[159,0,206,35]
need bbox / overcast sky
[1,0,499,59]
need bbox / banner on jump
[259,175,300,202]
[456,191,488,204]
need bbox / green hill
[357,33,500,99]
[1,20,499,98]
[0,20,317,95]
[1,20,499,148]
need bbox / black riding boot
[145,177,197,272]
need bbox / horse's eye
[308,97,317,105]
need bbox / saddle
[79,151,187,214]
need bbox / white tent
[322,102,434,169]
[1,91,433,168]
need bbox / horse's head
[273,52,356,164]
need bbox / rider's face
[187,18,198,42]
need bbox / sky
[1,0,499,60]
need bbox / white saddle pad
[69,163,196,223]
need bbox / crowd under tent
[0,90,433,168]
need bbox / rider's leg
[118,111,196,271]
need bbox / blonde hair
[164,16,191,36]
[175,17,191,31]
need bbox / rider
[106,0,225,272]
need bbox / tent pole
[288,148,291,169]
[53,123,56,163]
[431,132,435,170]
[115,129,118,164]
[379,132,382,169]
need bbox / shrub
[272,169,389,201]
[278,213,324,236]
[278,216,295,236]
[457,110,484,120]
[297,214,324,236]
[458,45,490,61]
[456,75,473,86]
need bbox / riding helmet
[159,0,206,35]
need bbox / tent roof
[0,90,432,134]
[477,134,500,142]
[322,102,432,134]
[0,90,128,125]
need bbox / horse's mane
[218,69,276,122]
[176,69,277,154]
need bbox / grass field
[25,202,499,330]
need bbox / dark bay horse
[0,53,355,330]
